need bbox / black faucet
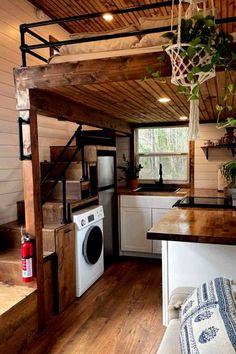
[155,163,163,187]
[159,163,163,186]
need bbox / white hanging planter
[166,43,216,140]
[166,0,216,140]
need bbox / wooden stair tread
[0,282,36,316]
[0,248,54,263]
[0,248,21,263]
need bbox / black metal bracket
[18,117,32,161]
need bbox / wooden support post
[22,109,45,331]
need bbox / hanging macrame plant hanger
[166,0,216,140]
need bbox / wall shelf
[201,145,236,160]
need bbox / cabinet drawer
[120,195,181,209]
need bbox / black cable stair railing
[40,126,116,224]
[40,124,85,224]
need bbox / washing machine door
[83,225,103,265]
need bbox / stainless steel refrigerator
[97,151,117,264]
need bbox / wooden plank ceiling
[27,0,236,125]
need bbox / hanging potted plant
[118,154,143,189]
[161,0,236,140]
[221,161,236,198]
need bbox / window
[137,126,189,182]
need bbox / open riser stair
[0,129,116,350]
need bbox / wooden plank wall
[194,124,236,189]
[0,0,78,224]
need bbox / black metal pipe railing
[21,1,180,29]
[21,25,177,52]
[41,143,82,204]
[23,49,48,63]
[41,125,83,224]
[23,15,236,52]
[20,14,236,66]
[26,28,60,53]
[40,125,82,186]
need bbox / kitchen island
[147,207,236,245]
[147,201,236,326]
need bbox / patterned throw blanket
[180,278,236,354]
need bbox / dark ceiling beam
[29,89,132,134]
[14,51,171,90]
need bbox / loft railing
[20,0,236,66]
[19,1,236,67]
[19,1,178,66]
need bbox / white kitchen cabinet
[120,195,182,256]
[151,208,168,254]
[120,207,152,253]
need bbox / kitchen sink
[133,185,180,193]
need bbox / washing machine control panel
[73,205,104,230]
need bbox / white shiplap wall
[0,0,78,225]
[194,123,236,189]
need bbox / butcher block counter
[143,188,236,326]
[147,207,236,246]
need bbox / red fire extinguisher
[21,231,34,283]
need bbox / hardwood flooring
[22,257,164,354]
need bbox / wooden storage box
[43,223,76,313]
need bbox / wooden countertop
[117,187,188,197]
[118,187,225,198]
[147,207,236,245]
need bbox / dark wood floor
[23,257,164,354]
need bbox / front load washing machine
[73,205,104,297]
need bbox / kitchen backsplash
[194,123,236,189]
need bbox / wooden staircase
[17,144,98,225]
[0,136,100,351]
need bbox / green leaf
[177,85,187,94]
[156,55,166,63]
[152,71,161,78]
[205,18,215,28]
[162,32,175,39]
[187,72,194,82]
[191,67,201,74]
[187,46,196,59]
[228,83,234,93]
[146,65,153,74]
[191,84,200,96]
[227,105,233,111]
[216,104,224,112]
[201,63,214,72]
[190,37,201,46]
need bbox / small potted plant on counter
[118,154,143,190]
[221,161,236,199]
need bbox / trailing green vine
[146,15,236,127]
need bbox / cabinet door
[152,209,169,254]
[55,224,76,312]
[120,207,152,253]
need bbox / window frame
[135,126,194,187]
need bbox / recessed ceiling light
[158,97,171,103]
[102,13,114,22]
[179,116,188,121]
